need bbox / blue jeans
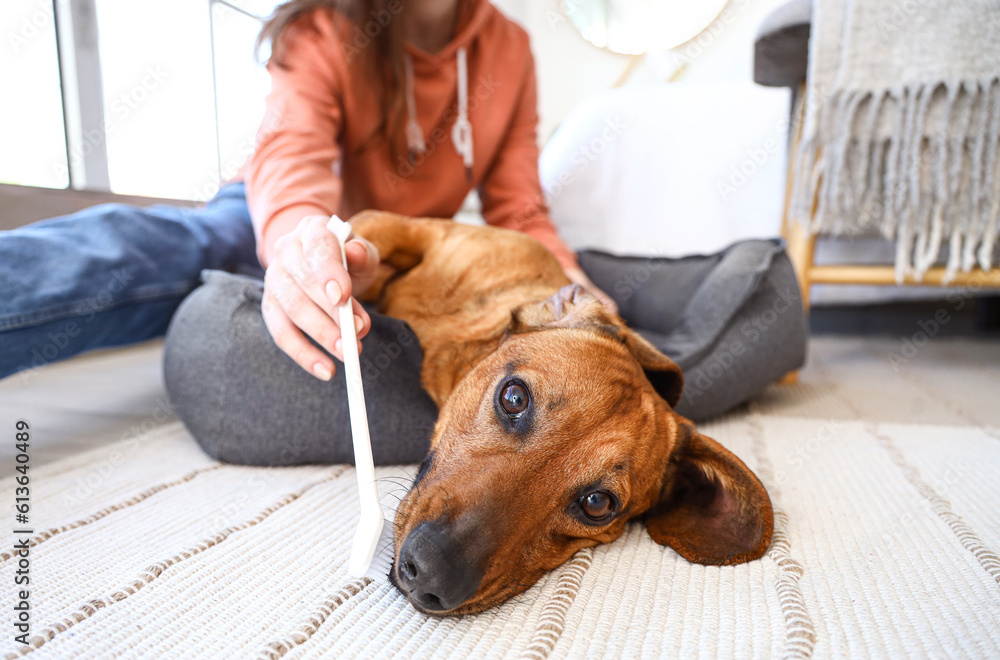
[0,183,261,380]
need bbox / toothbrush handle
[329,218,378,500]
[339,303,375,476]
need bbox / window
[0,0,279,201]
[0,0,69,189]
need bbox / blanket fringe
[792,76,1000,282]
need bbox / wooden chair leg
[778,83,814,385]
[785,219,816,312]
[779,371,799,385]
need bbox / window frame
[3,0,265,227]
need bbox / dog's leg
[349,211,450,273]
[348,211,453,303]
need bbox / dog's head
[390,285,773,615]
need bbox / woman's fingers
[262,215,379,378]
[350,296,369,346]
[290,217,353,315]
[295,217,375,334]
[344,234,382,298]
[328,298,371,359]
[263,265,366,380]
[262,279,337,381]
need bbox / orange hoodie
[239,0,577,271]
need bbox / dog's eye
[500,381,529,418]
[580,491,615,522]
[414,451,434,486]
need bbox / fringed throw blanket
[792,0,1000,280]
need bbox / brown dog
[349,211,774,616]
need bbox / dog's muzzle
[395,521,483,613]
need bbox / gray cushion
[163,270,437,466]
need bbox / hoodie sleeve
[243,11,344,265]
[478,51,579,272]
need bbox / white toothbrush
[328,216,394,581]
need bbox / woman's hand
[261,215,381,380]
[563,266,619,316]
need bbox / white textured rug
[2,337,999,659]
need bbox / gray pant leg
[163,270,437,466]
[579,241,807,421]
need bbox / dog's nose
[396,521,482,612]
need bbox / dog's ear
[511,284,684,407]
[644,422,773,565]
[510,284,605,331]
[621,330,684,409]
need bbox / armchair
[755,0,1000,310]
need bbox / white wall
[492,0,791,142]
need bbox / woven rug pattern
[1,337,998,658]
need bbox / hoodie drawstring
[404,54,425,161]
[452,47,474,182]
[403,47,474,181]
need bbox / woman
[244,0,615,383]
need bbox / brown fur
[350,210,774,616]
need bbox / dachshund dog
[350,211,773,616]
